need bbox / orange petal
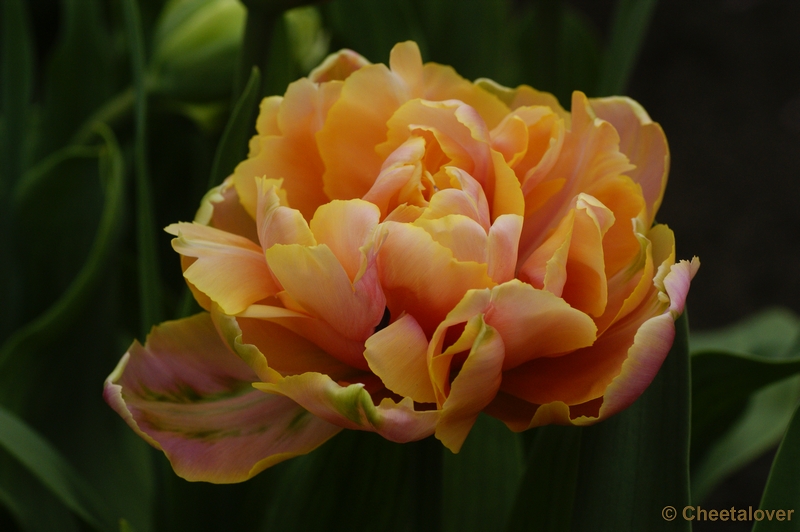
[234,78,338,219]
[486,214,523,284]
[265,243,386,344]
[256,178,316,249]
[377,222,494,336]
[588,96,669,223]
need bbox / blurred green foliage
[1,0,798,531]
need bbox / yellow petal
[364,313,436,403]
[167,222,278,315]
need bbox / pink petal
[104,313,341,483]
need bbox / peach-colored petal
[235,78,339,219]
[423,65,510,130]
[518,91,634,262]
[309,200,381,281]
[475,78,569,122]
[486,214,523,284]
[364,313,436,403]
[435,317,505,452]
[317,63,412,200]
[194,177,259,243]
[254,373,439,443]
[167,222,278,315]
[103,313,341,483]
[413,214,488,264]
[265,243,386,345]
[588,96,669,223]
[519,194,615,317]
[484,280,598,369]
[309,49,371,83]
[421,167,491,231]
[377,222,494,336]
[389,41,424,97]
[255,178,316,251]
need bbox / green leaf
[0,124,126,409]
[0,0,34,343]
[690,308,800,500]
[753,400,800,532]
[692,376,800,503]
[208,66,262,188]
[415,0,515,85]
[0,460,80,532]
[442,414,524,532]
[261,431,417,532]
[323,0,427,65]
[0,0,33,194]
[595,0,658,96]
[504,425,582,532]
[516,1,601,107]
[36,0,115,158]
[0,405,117,532]
[121,0,164,336]
[572,312,691,532]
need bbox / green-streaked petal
[255,373,439,443]
[104,313,341,483]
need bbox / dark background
[616,0,800,528]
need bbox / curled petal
[309,48,370,83]
[255,373,439,443]
[103,313,341,483]
[434,317,505,452]
[167,223,278,315]
[364,313,436,404]
[588,96,669,223]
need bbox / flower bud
[149,0,246,102]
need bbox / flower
[105,41,698,483]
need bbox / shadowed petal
[255,373,439,443]
[103,313,341,483]
[364,313,436,403]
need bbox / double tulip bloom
[105,42,698,483]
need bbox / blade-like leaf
[0,405,117,532]
[690,308,800,500]
[517,1,601,106]
[0,124,125,408]
[261,431,417,532]
[596,0,658,96]
[208,66,262,188]
[752,400,800,532]
[504,425,582,532]
[572,312,691,531]
[692,376,800,503]
[35,0,115,158]
[121,0,164,336]
[442,414,524,532]
[0,0,33,342]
